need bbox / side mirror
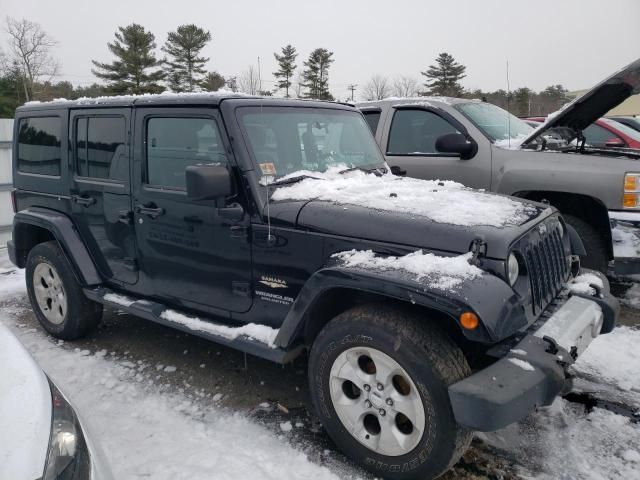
[435,133,477,160]
[605,137,626,148]
[186,164,232,200]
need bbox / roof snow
[332,249,483,290]
[271,167,537,227]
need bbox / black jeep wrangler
[8,94,618,480]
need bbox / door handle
[118,210,133,225]
[134,203,165,219]
[71,194,96,207]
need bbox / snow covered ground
[0,251,638,479]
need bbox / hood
[522,57,640,147]
[267,171,552,259]
[0,323,51,480]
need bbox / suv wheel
[308,304,472,480]
[563,215,608,273]
[26,241,102,340]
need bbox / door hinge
[230,225,248,239]
[232,281,251,297]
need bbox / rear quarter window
[17,117,62,176]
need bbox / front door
[132,107,252,313]
[69,108,138,285]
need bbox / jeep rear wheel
[26,241,102,340]
[308,304,472,480]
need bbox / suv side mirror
[605,137,626,148]
[435,133,477,160]
[186,164,232,200]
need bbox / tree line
[1,17,570,118]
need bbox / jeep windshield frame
[235,106,386,182]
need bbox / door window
[387,109,459,154]
[146,117,226,190]
[75,116,127,180]
[17,117,62,176]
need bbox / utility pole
[347,84,357,101]
[257,56,262,93]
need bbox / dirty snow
[612,222,640,259]
[567,273,604,296]
[271,167,537,227]
[103,293,136,307]
[160,309,279,348]
[507,357,535,372]
[333,249,483,290]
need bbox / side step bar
[83,287,304,364]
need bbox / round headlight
[508,253,519,286]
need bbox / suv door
[69,108,138,285]
[132,107,252,313]
[383,106,491,189]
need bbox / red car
[526,116,640,149]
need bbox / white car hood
[0,323,51,480]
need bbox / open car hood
[522,57,640,147]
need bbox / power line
[347,84,357,101]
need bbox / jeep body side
[9,94,618,480]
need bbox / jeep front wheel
[26,241,102,340]
[308,304,472,480]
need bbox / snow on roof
[332,249,483,291]
[270,167,537,228]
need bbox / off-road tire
[308,303,472,480]
[563,215,608,273]
[26,241,102,340]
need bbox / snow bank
[332,249,482,290]
[271,167,537,227]
[160,310,279,348]
[0,265,25,302]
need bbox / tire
[308,304,472,480]
[563,215,608,273]
[25,241,102,340]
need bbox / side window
[75,116,126,180]
[146,117,225,190]
[362,111,381,135]
[583,123,624,147]
[387,109,459,154]
[17,117,61,176]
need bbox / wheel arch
[512,190,613,260]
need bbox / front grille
[525,226,569,314]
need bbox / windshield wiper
[338,165,387,175]
[264,174,319,187]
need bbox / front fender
[273,265,527,348]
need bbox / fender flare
[273,265,526,348]
[12,207,101,286]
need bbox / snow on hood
[333,250,483,291]
[270,167,537,228]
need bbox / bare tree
[361,74,390,101]
[392,75,419,98]
[5,17,59,101]
[292,71,304,98]
[237,65,261,95]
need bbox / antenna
[506,60,511,148]
[348,84,357,102]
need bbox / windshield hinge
[470,237,487,265]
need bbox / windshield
[455,102,533,145]
[237,107,385,179]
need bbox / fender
[273,265,526,349]
[12,207,101,286]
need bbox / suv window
[17,117,61,176]
[146,117,226,190]
[362,111,381,136]
[387,109,459,154]
[584,123,625,148]
[76,116,126,180]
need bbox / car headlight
[507,253,519,286]
[43,381,91,480]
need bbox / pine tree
[201,71,225,92]
[162,24,211,92]
[302,48,334,100]
[421,52,466,97]
[91,24,164,95]
[273,44,297,97]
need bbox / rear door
[382,106,492,189]
[132,107,252,313]
[69,108,137,285]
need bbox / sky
[1,0,639,100]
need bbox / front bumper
[448,272,619,432]
[610,210,640,275]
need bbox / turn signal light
[460,312,479,330]
[624,174,639,192]
[623,193,639,208]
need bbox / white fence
[0,119,14,247]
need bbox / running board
[83,287,304,364]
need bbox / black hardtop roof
[16,92,356,112]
